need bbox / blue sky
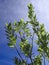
[0,0,49,65]
[32,0,49,32]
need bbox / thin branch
[43,53,46,65]
[31,32,34,54]
[29,32,34,63]
[14,46,24,61]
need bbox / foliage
[5,3,49,65]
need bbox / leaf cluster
[5,3,49,65]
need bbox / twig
[15,46,23,61]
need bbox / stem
[15,46,23,61]
[30,55,33,63]
[43,53,46,65]
[31,32,34,54]
[29,32,34,63]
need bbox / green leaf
[38,47,43,52]
[20,18,24,23]
[20,40,32,56]
[8,43,14,47]
[35,40,40,45]
[47,33,49,40]
[34,56,42,65]
[6,23,8,27]
[41,31,45,36]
